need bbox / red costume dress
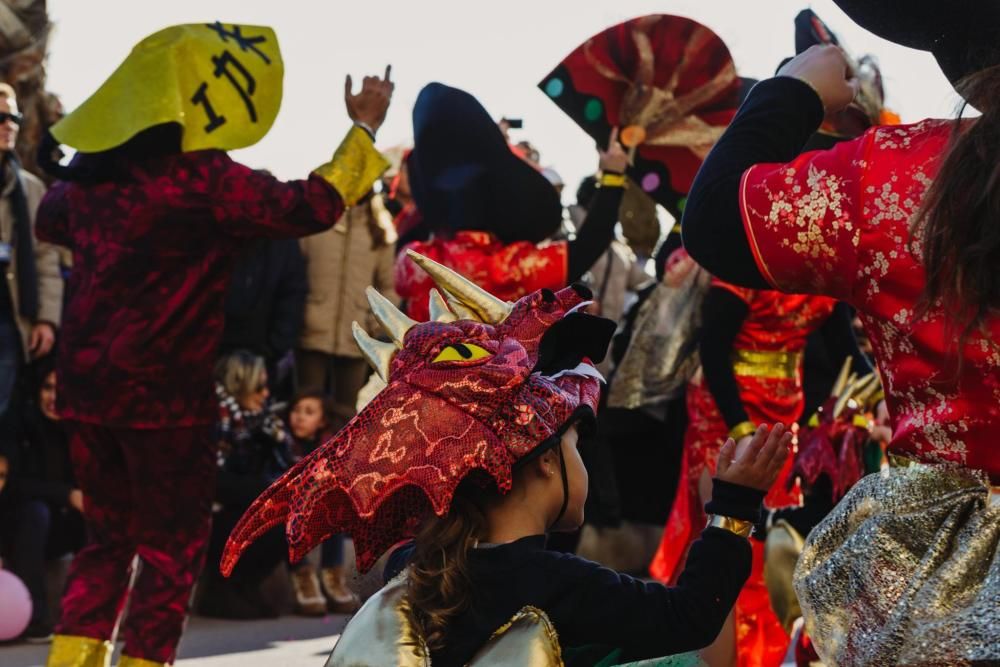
[740,119,999,665]
[650,280,833,667]
[396,231,567,321]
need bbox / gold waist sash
[731,349,802,380]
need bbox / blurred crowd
[0,42,662,642]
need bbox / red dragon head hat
[222,251,615,575]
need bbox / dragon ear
[406,250,512,325]
[428,288,458,323]
[352,322,395,381]
[366,286,417,348]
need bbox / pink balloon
[0,569,32,640]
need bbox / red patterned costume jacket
[740,120,999,481]
[739,117,1000,667]
[36,151,344,428]
[34,150,346,665]
[651,279,834,667]
[396,231,568,321]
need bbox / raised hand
[716,423,792,492]
[345,65,394,134]
[777,44,859,115]
[598,127,629,174]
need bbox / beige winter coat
[298,197,399,357]
[1,166,62,361]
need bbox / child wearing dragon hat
[35,22,393,667]
[224,251,792,666]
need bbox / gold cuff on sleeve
[707,514,754,538]
[729,420,757,441]
[313,125,391,206]
[599,172,626,188]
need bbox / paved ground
[0,614,349,667]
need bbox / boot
[319,565,360,614]
[118,656,166,667]
[47,634,112,667]
[290,565,327,616]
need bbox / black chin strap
[549,441,570,529]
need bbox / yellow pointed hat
[51,22,283,153]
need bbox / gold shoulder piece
[470,605,563,666]
[313,125,392,206]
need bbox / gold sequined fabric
[313,125,391,206]
[793,463,999,666]
[607,268,709,411]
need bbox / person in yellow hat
[33,22,394,667]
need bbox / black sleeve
[682,77,825,288]
[17,478,73,508]
[754,476,834,540]
[819,301,872,376]
[546,480,763,660]
[699,287,751,429]
[267,240,307,359]
[567,184,624,282]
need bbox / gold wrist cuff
[313,125,391,206]
[599,172,626,188]
[729,421,757,441]
[707,514,754,538]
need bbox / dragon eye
[432,343,492,363]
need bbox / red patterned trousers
[56,422,217,664]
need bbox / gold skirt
[793,462,999,666]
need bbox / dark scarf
[6,154,38,320]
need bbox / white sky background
[46,0,959,205]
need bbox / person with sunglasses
[199,350,300,621]
[0,81,61,425]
